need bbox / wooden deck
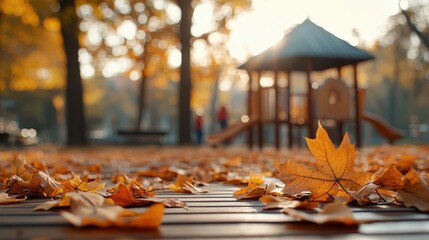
[2,180,429,239]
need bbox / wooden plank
[1,223,429,239]
[2,211,429,226]
[0,205,420,216]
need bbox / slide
[206,117,257,145]
[362,112,406,144]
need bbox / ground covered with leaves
[1,125,429,228]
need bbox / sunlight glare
[241,115,250,123]
[102,58,132,78]
[80,64,95,79]
[192,2,214,37]
[166,2,181,24]
[117,19,136,40]
[37,68,50,80]
[129,70,141,81]
[114,0,131,14]
[219,79,232,92]
[260,76,274,88]
[105,33,124,47]
[167,47,181,68]
[228,0,400,61]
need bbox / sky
[227,0,401,62]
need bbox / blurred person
[194,113,204,145]
[217,105,228,130]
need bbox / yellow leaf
[169,175,207,194]
[275,123,371,201]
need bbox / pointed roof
[239,19,374,72]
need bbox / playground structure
[207,19,405,148]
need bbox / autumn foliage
[2,123,429,227]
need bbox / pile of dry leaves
[1,123,429,227]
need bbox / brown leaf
[61,201,164,228]
[33,191,113,211]
[110,184,187,208]
[398,169,429,212]
[7,170,62,198]
[233,175,274,200]
[275,123,371,201]
[373,165,405,190]
[169,175,207,194]
[352,183,396,205]
[61,175,105,193]
[0,192,26,204]
[282,201,359,225]
[259,195,319,210]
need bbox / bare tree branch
[399,0,429,50]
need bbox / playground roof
[239,19,374,72]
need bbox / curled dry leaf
[0,192,26,204]
[373,165,405,190]
[352,183,396,205]
[110,184,187,208]
[108,173,156,197]
[275,123,371,201]
[282,201,359,225]
[169,175,207,194]
[33,191,113,211]
[7,155,62,198]
[61,175,106,193]
[398,169,429,212]
[233,175,274,200]
[61,200,164,229]
[259,195,319,210]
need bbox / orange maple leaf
[275,123,371,201]
[61,175,106,193]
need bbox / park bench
[117,129,167,145]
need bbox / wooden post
[258,71,263,149]
[287,71,293,148]
[274,71,280,149]
[337,66,343,139]
[247,71,254,149]
[306,61,314,138]
[353,64,361,148]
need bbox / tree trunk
[59,0,87,145]
[178,0,193,144]
[135,41,149,130]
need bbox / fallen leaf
[169,175,207,194]
[33,191,113,211]
[61,175,106,193]
[282,201,359,225]
[110,184,187,208]
[352,183,396,205]
[275,123,371,201]
[7,171,63,198]
[259,195,318,210]
[61,201,164,228]
[233,175,274,200]
[224,156,242,167]
[108,173,156,197]
[0,192,26,204]
[398,169,429,212]
[373,165,405,190]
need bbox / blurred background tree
[0,0,428,145]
